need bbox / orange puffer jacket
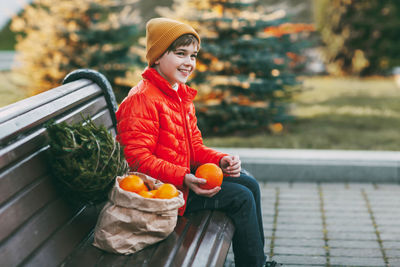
[116,68,227,215]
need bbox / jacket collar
[142,67,197,102]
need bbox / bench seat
[63,210,233,267]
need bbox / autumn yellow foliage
[11,0,141,98]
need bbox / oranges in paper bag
[195,163,223,190]
[119,175,179,199]
[154,184,179,199]
[119,175,147,193]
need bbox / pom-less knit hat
[146,18,201,66]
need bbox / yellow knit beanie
[146,18,201,66]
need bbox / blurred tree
[260,0,314,23]
[314,0,400,76]
[158,0,306,135]
[0,20,17,50]
[11,0,142,101]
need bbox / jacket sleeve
[116,93,189,188]
[189,104,228,169]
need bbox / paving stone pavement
[224,182,400,267]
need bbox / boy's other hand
[184,173,221,197]
[220,155,241,177]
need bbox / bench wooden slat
[191,211,234,267]
[0,198,81,267]
[176,211,213,267]
[61,235,104,267]
[0,175,57,243]
[0,96,112,171]
[0,83,102,145]
[0,129,46,171]
[0,79,92,124]
[97,250,132,266]
[90,109,114,133]
[0,151,47,206]
[22,205,99,267]
[124,243,158,266]
[55,98,113,130]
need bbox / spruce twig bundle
[46,117,129,204]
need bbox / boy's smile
[154,43,198,87]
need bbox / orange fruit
[149,189,158,195]
[154,184,179,199]
[119,175,147,193]
[138,190,155,198]
[195,163,223,190]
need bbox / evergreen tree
[0,20,17,50]
[159,0,304,135]
[314,0,400,76]
[11,0,142,101]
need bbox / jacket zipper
[178,97,193,170]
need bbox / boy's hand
[184,173,221,197]
[220,155,241,177]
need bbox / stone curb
[217,148,400,182]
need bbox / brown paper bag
[93,172,185,254]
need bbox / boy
[116,17,281,267]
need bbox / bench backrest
[0,69,118,267]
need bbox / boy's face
[154,43,198,87]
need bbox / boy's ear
[154,50,170,66]
[154,54,164,65]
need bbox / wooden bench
[0,69,234,267]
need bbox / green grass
[0,71,28,107]
[204,76,400,151]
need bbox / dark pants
[185,170,266,267]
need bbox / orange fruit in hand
[195,163,223,190]
[119,175,147,193]
[154,183,179,199]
